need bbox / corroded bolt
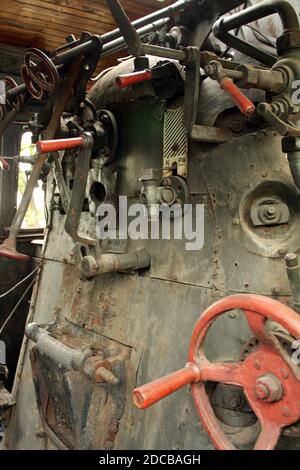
[95,366,119,385]
[254,374,283,403]
[81,255,98,279]
[264,206,277,220]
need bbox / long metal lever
[64,133,97,246]
[106,0,145,57]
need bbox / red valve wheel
[134,294,300,450]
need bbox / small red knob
[116,70,153,88]
[219,76,255,117]
[133,362,201,409]
[36,137,84,154]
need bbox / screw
[231,120,245,134]
[264,206,277,220]
[228,394,243,408]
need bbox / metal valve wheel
[133,294,300,450]
[24,49,59,92]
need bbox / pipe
[285,253,300,310]
[81,249,151,278]
[54,1,197,65]
[287,151,300,190]
[101,18,169,58]
[26,323,119,384]
[213,0,299,66]
[101,0,198,45]
[215,0,299,33]
[282,133,300,189]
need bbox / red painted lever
[36,137,85,154]
[0,237,29,261]
[219,76,255,117]
[133,362,201,409]
[116,70,153,88]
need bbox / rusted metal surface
[3,0,300,453]
[29,322,130,450]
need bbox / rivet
[281,368,289,380]
[282,406,291,418]
[254,360,261,370]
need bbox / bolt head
[254,374,283,403]
[277,30,300,54]
[81,256,98,279]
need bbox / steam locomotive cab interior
[1,0,300,451]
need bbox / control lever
[205,61,255,117]
[33,134,97,247]
[116,70,153,88]
[64,132,97,246]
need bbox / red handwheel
[133,295,300,450]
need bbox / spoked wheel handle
[133,294,300,450]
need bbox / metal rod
[101,0,197,45]
[213,0,298,66]
[106,0,145,57]
[143,43,185,61]
[218,0,299,32]
[0,59,83,256]
[0,107,20,137]
[101,18,169,58]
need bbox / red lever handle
[0,238,29,261]
[219,76,255,117]
[116,70,153,88]
[133,362,201,409]
[36,137,85,154]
